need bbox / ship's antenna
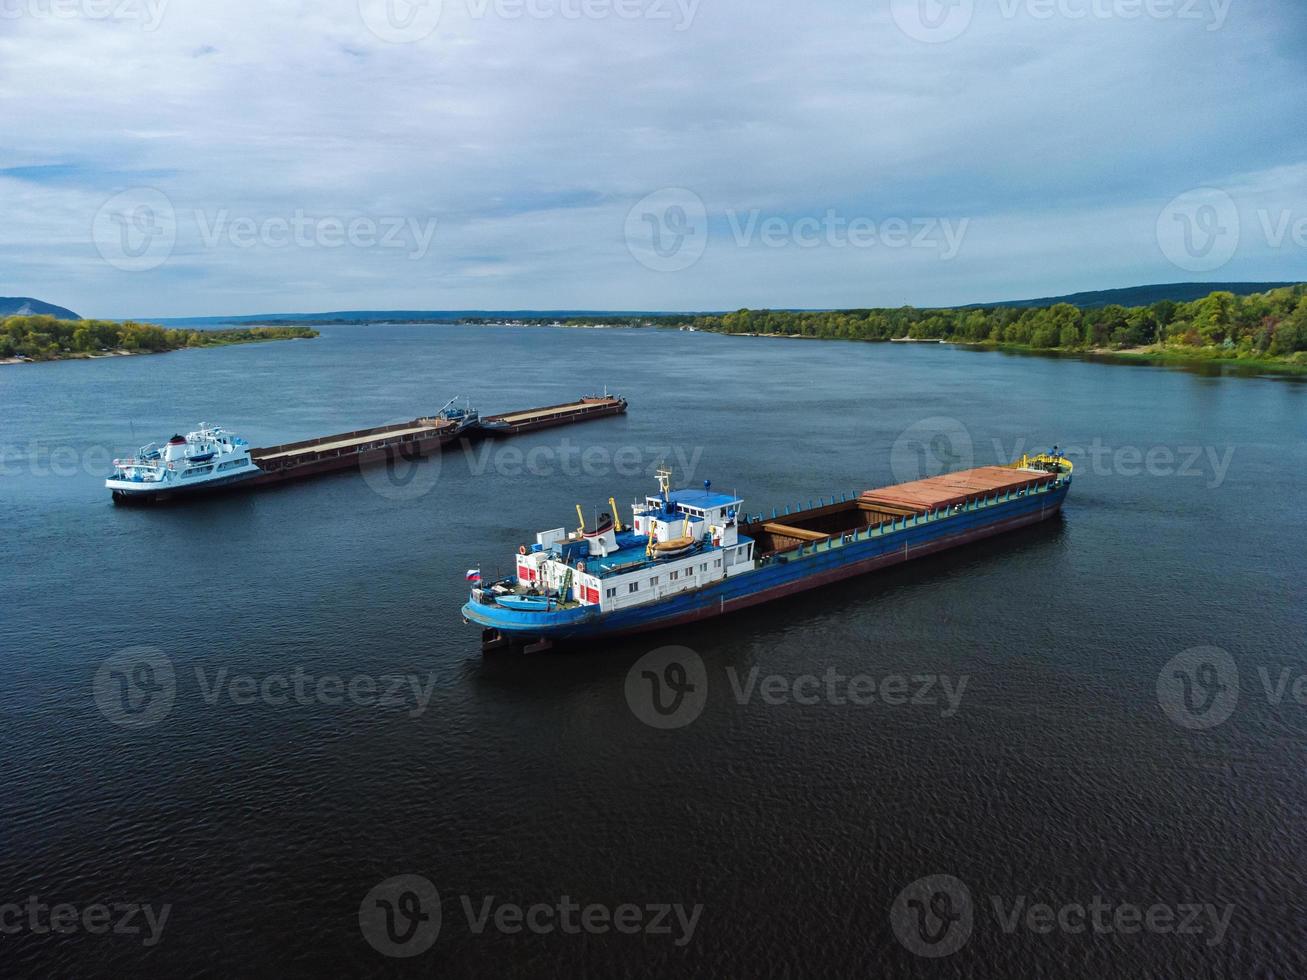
[655,464,672,502]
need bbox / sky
[0,0,1304,317]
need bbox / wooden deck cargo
[860,466,1055,514]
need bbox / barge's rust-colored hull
[249,417,461,485]
[481,396,627,435]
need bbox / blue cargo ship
[463,454,1073,652]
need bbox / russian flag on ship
[466,569,481,582]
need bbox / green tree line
[1,316,318,361]
[675,285,1307,362]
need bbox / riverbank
[666,284,1307,377]
[0,317,318,364]
[695,331,1307,374]
[951,340,1307,375]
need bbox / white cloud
[0,0,1303,315]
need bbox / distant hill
[0,297,80,319]
[963,282,1298,310]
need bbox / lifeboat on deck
[652,535,697,559]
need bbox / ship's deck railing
[754,472,1070,566]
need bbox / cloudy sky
[1,0,1304,317]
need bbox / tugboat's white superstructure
[106,424,261,502]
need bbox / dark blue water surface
[2,325,1305,978]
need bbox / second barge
[107,393,627,502]
[479,395,629,435]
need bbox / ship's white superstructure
[106,424,262,500]
[499,470,756,617]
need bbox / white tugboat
[106,424,262,502]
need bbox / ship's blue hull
[463,482,1069,645]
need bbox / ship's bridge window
[628,582,639,594]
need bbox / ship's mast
[656,466,672,502]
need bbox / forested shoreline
[674,285,1307,367]
[0,315,318,362]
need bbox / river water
[1,324,1304,977]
